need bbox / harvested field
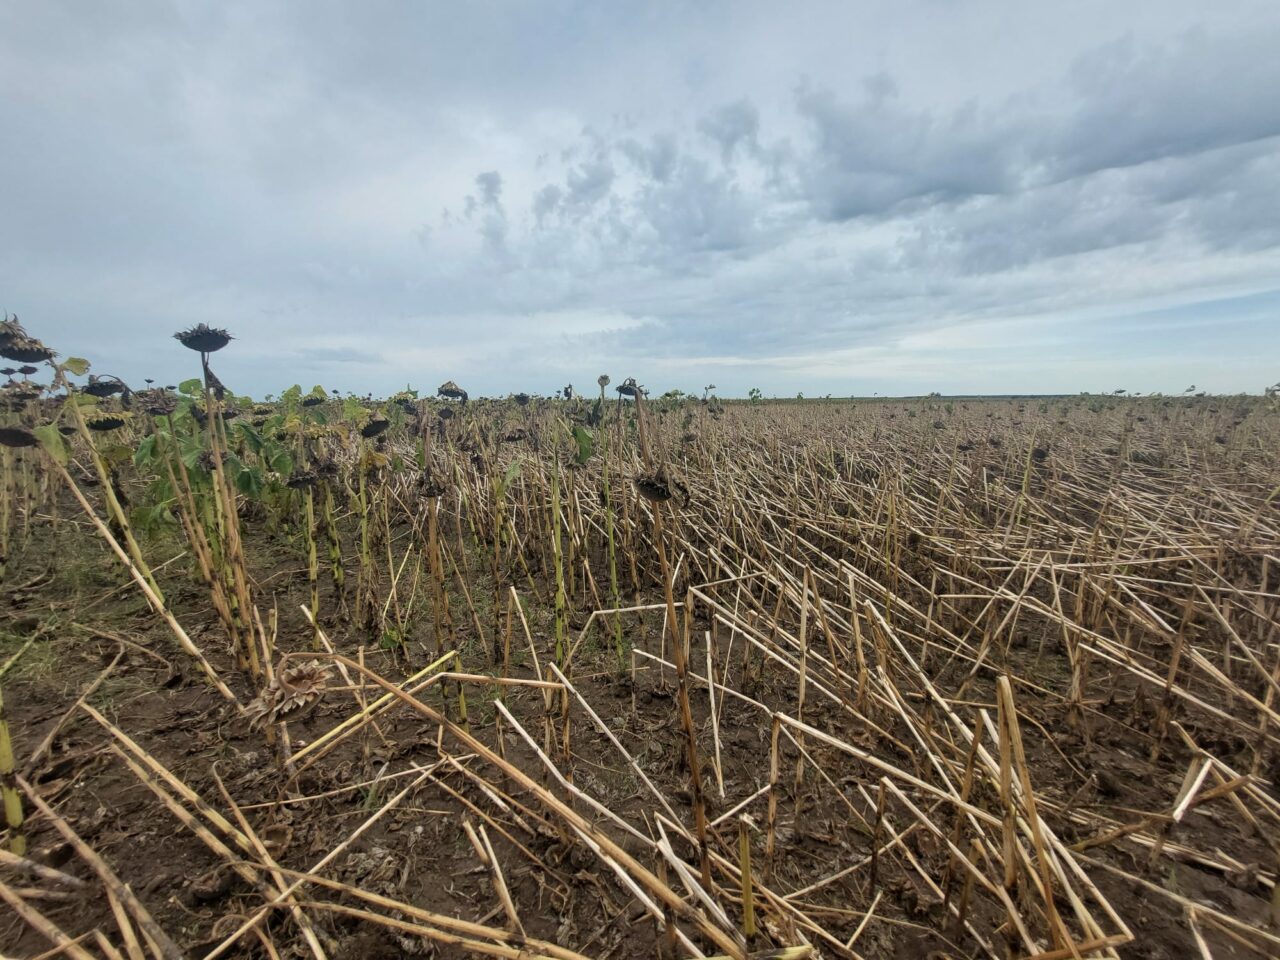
[2,331,1279,958]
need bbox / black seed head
[0,337,55,364]
[84,376,126,398]
[361,417,389,438]
[0,426,37,448]
[140,390,178,416]
[173,324,233,353]
[86,413,128,432]
[437,380,468,402]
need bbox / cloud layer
[3,1,1278,396]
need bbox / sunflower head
[0,315,28,351]
[634,467,689,506]
[0,337,55,364]
[86,412,131,432]
[437,380,468,402]
[244,660,331,728]
[0,427,37,448]
[1,380,43,404]
[360,417,390,439]
[139,389,178,417]
[83,375,126,398]
[173,324,233,353]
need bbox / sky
[3,1,1279,399]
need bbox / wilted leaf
[132,502,177,535]
[571,425,595,465]
[236,421,265,455]
[361,449,390,472]
[61,357,91,377]
[33,423,69,465]
[496,459,522,498]
[235,465,263,498]
[134,434,158,466]
[269,450,293,475]
[98,443,134,468]
[182,444,206,471]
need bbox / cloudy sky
[3,2,1279,397]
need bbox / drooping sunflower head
[83,375,126,398]
[360,417,390,439]
[173,324,233,353]
[0,426,38,448]
[437,380,468,402]
[139,389,178,417]
[85,412,132,432]
[0,336,55,364]
[0,315,28,351]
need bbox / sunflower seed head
[173,324,233,353]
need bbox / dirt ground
[3,397,1279,959]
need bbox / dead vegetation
[1,327,1278,958]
